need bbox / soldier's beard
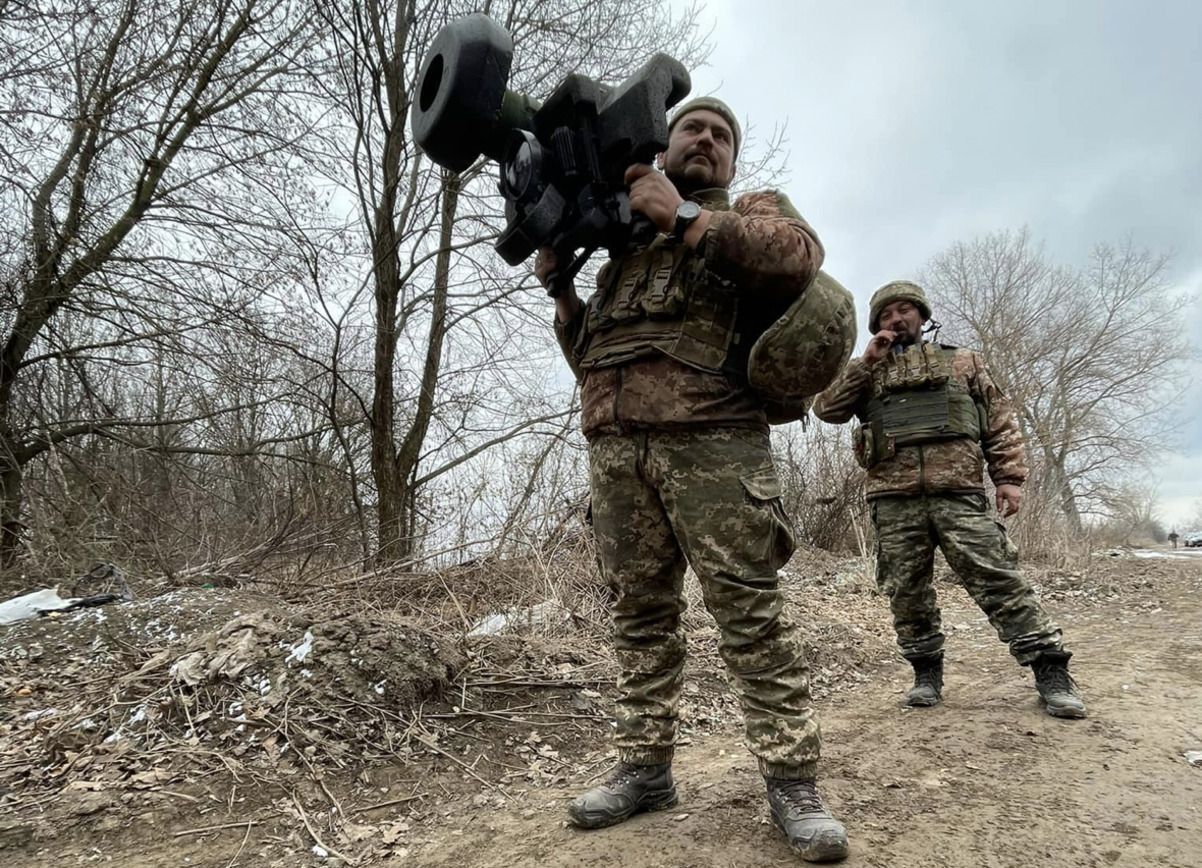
[665,163,729,198]
[666,172,705,198]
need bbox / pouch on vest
[578,239,736,372]
[609,265,647,324]
[640,245,687,319]
[852,425,871,469]
[860,421,896,468]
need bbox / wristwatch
[672,200,703,240]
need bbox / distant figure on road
[1168,530,1179,549]
[813,280,1087,719]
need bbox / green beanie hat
[868,280,932,332]
[668,96,741,156]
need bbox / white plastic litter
[467,600,568,637]
[0,588,80,625]
[287,629,315,663]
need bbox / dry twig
[223,821,254,868]
[174,819,266,838]
[350,794,422,814]
[291,793,357,865]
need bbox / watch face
[677,201,702,221]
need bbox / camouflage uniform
[556,185,825,780]
[813,341,1066,665]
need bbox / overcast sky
[678,0,1201,528]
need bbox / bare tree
[923,229,1191,532]
[307,0,708,562]
[774,423,868,554]
[0,0,319,571]
[1093,482,1165,546]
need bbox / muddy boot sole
[1042,697,1087,719]
[771,813,850,863]
[566,786,678,830]
[905,689,941,707]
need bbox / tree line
[0,0,1189,592]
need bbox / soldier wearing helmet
[813,281,1086,719]
[536,96,853,863]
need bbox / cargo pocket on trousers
[739,468,796,570]
[993,519,1020,566]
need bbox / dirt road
[408,567,1202,868]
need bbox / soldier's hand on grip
[862,330,897,366]
[625,163,683,234]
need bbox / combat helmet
[867,280,931,332]
[748,269,857,424]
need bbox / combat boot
[905,654,943,707]
[765,778,849,863]
[1031,651,1087,719]
[566,761,676,829]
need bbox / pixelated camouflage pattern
[576,234,735,373]
[700,189,822,306]
[871,493,1065,665]
[571,355,769,436]
[867,280,932,332]
[812,346,1028,498]
[555,187,823,439]
[748,269,857,408]
[588,428,821,780]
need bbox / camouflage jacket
[554,187,823,439]
[812,346,1028,498]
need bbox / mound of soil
[1,592,463,800]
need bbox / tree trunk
[1043,446,1083,535]
[0,454,24,571]
[372,172,460,564]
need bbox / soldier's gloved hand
[862,330,897,366]
[995,484,1022,517]
[625,163,684,234]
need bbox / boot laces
[915,667,940,688]
[1036,662,1076,694]
[604,763,639,788]
[775,780,825,815]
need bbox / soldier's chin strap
[922,318,943,343]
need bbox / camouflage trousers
[871,493,1066,665]
[588,428,820,781]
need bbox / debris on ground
[1,595,461,805]
[3,547,1196,866]
[467,600,571,637]
[0,563,131,626]
[0,588,84,626]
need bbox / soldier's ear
[655,152,665,170]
